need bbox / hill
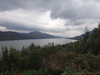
[66,25,100,55]
[70,31,93,40]
[27,31,60,39]
[69,34,83,40]
[0,31,60,41]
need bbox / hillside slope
[0,31,60,41]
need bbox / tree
[83,27,90,41]
[1,47,9,71]
[9,47,20,70]
[98,23,100,29]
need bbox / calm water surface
[0,38,74,53]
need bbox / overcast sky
[0,0,100,37]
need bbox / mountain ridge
[0,31,61,41]
[69,31,93,40]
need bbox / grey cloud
[41,0,100,26]
[0,0,21,11]
[0,22,41,31]
[0,21,65,33]
[0,0,100,37]
[1,0,100,21]
[0,0,44,11]
[50,0,100,20]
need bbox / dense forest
[0,24,100,75]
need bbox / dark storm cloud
[0,0,22,11]
[0,22,41,31]
[0,0,100,37]
[0,0,100,21]
[0,0,48,11]
[49,0,100,20]
[0,21,64,33]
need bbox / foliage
[24,69,47,75]
[43,52,100,75]
[0,24,100,75]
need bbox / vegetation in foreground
[0,24,100,75]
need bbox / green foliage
[0,24,100,75]
[1,47,9,71]
[64,24,100,55]
[95,71,100,75]
[24,69,47,75]
[44,52,100,75]
[61,72,67,75]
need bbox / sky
[0,0,100,37]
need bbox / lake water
[0,38,74,53]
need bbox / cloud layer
[0,0,100,37]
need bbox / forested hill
[0,31,60,41]
[70,31,93,40]
[66,24,100,55]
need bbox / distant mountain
[0,31,61,41]
[70,31,93,40]
[0,31,23,40]
[70,34,83,40]
[27,31,60,39]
